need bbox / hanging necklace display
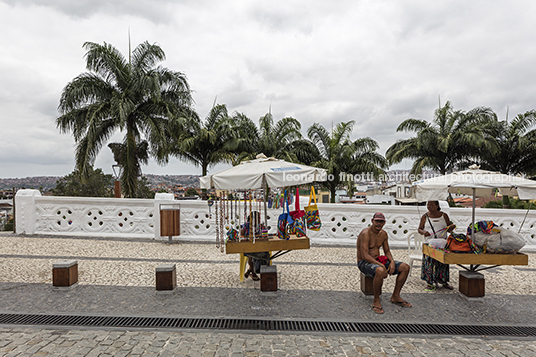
[207,197,214,219]
[218,192,223,248]
[225,193,239,243]
[260,191,268,239]
[235,195,239,231]
[250,192,255,244]
[255,192,262,238]
[229,193,233,228]
[243,190,248,240]
[224,191,229,231]
[238,195,241,230]
[219,191,225,252]
[214,194,219,248]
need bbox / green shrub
[484,198,535,209]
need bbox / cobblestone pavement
[1,327,536,357]
[0,233,535,356]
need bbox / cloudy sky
[1,0,536,179]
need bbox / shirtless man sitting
[357,212,412,314]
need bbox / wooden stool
[53,260,78,290]
[156,264,176,292]
[360,272,374,296]
[459,270,485,298]
[260,265,277,292]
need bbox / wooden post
[156,264,177,292]
[459,270,485,298]
[114,181,121,198]
[260,265,277,292]
[52,260,78,290]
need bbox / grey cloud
[247,3,314,35]
[0,0,180,23]
[219,89,261,112]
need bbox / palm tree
[386,101,496,175]
[56,41,193,197]
[307,121,387,202]
[229,112,320,165]
[477,109,536,207]
[226,111,260,164]
[108,141,149,185]
[478,109,536,175]
[173,104,237,177]
[255,113,305,162]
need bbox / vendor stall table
[226,235,310,282]
[423,243,528,298]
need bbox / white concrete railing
[14,189,536,252]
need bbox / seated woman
[240,211,269,281]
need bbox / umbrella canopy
[411,165,536,239]
[200,154,327,190]
[411,166,536,202]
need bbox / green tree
[477,110,536,176]
[108,141,149,186]
[3,217,13,232]
[228,112,320,165]
[307,121,387,202]
[386,101,496,175]
[256,113,302,160]
[56,41,194,198]
[185,187,199,196]
[173,104,236,177]
[52,168,114,197]
[484,197,535,209]
[136,176,155,199]
[477,110,536,207]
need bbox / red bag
[290,188,305,219]
[289,188,306,237]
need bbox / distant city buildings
[0,170,503,208]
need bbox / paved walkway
[0,233,535,356]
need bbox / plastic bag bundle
[472,230,501,249]
[486,227,526,254]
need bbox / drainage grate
[0,313,534,337]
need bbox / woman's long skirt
[421,254,449,285]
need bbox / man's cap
[373,212,385,221]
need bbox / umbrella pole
[519,201,533,233]
[262,174,268,229]
[472,188,476,241]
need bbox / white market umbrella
[200,154,327,190]
[200,154,327,236]
[411,165,536,239]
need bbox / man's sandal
[390,300,412,308]
[251,273,260,281]
[372,305,384,314]
[442,283,454,290]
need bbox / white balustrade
[14,189,536,252]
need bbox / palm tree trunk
[502,195,510,209]
[123,128,138,198]
[201,163,208,200]
[330,184,337,203]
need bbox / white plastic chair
[407,231,424,276]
